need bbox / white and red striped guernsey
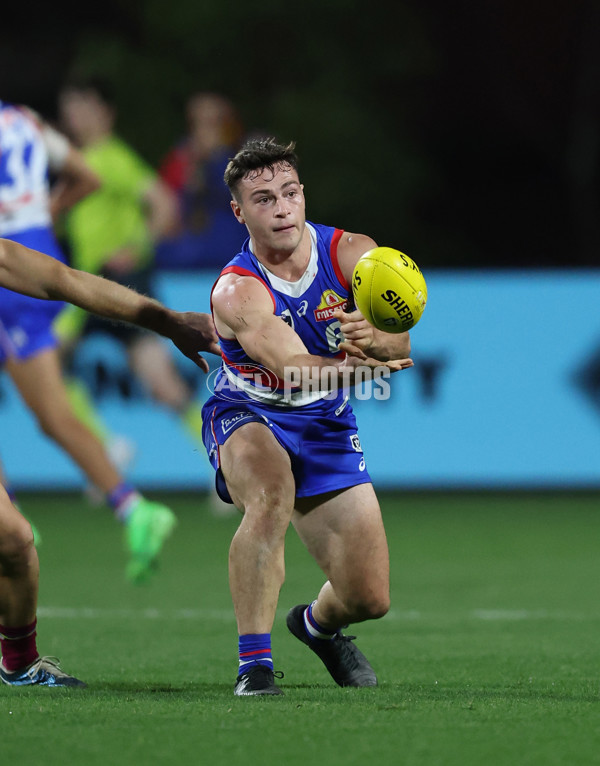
[0,102,58,236]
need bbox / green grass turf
[2,491,599,766]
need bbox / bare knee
[0,521,35,576]
[243,484,294,538]
[346,591,390,622]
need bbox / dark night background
[1,0,599,269]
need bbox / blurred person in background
[0,99,179,584]
[56,78,217,505]
[155,91,246,271]
[0,235,219,686]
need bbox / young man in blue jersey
[0,236,218,686]
[202,137,414,696]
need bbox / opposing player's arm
[212,274,412,383]
[336,232,411,362]
[0,238,219,371]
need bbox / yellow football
[351,247,427,333]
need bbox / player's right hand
[167,311,221,372]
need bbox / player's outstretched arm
[212,273,412,384]
[0,238,219,371]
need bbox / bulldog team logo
[313,290,348,322]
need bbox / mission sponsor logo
[314,290,348,322]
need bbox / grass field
[2,490,599,765]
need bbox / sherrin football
[351,247,427,333]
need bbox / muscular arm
[212,273,412,384]
[337,231,412,361]
[0,238,219,371]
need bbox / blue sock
[107,482,139,521]
[303,602,337,642]
[4,485,18,505]
[238,633,273,674]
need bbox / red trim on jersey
[219,265,277,312]
[209,265,277,316]
[330,228,348,291]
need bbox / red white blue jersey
[0,102,56,236]
[213,221,350,409]
[0,103,70,362]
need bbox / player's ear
[230,199,245,224]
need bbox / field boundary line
[36,606,599,622]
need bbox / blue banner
[2,271,599,489]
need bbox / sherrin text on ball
[351,247,427,333]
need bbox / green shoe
[125,499,177,584]
[29,520,42,548]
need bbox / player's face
[231,164,305,256]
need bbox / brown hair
[224,137,298,199]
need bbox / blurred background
[1,0,599,491]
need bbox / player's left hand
[167,311,221,372]
[333,307,376,355]
[335,309,413,372]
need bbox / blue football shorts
[0,227,66,365]
[201,394,372,504]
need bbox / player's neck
[253,228,311,282]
